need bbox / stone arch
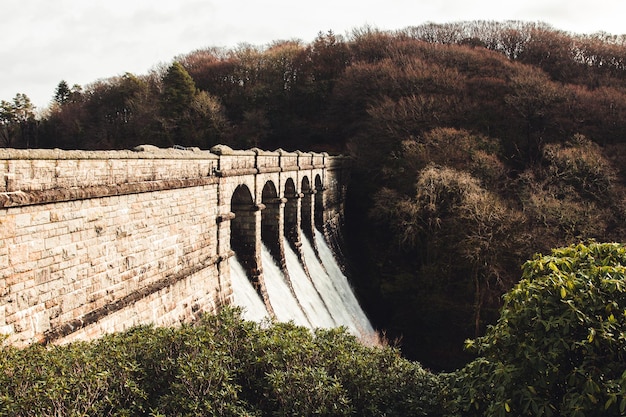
[283,178,299,246]
[301,176,313,241]
[261,180,281,264]
[230,184,260,288]
[314,174,324,232]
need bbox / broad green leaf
[587,328,596,343]
[549,262,559,273]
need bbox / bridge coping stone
[0,146,220,160]
[0,145,339,195]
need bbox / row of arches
[229,175,325,298]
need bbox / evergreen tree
[54,80,72,105]
[0,93,35,147]
[160,61,197,118]
[159,62,197,145]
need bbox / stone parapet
[0,146,219,194]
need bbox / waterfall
[284,242,337,329]
[229,254,269,322]
[229,231,375,341]
[261,243,311,327]
[301,231,375,339]
[313,229,374,336]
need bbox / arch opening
[301,176,313,241]
[314,174,324,232]
[284,178,299,246]
[230,184,259,288]
[261,180,282,264]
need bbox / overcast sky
[1,0,624,110]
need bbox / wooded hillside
[3,20,626,370]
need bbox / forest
[2,20,626,374]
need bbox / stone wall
[0,145,350,346]
[319,157,352,272]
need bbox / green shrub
[453,242,626,417]
[0,307,446,416]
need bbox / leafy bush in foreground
[453,242,626,417]
[0,308,446,416]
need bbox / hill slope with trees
[2,20,626,370]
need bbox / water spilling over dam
[231,231,373,339]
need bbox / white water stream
[229,230,375,340]
[284,242,337,329]
[261,243,311,327]
[229,254,269,322]
[302,231,375,339]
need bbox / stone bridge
[0,145,350,346]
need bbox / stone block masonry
[0,145,350,346]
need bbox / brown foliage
[542,134,617,200]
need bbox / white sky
[1,0,625,110]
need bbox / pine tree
[160,62,197,118]
[54,80,71,105]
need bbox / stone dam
[0,144,366,346]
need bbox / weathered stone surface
[0,146,349,346]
